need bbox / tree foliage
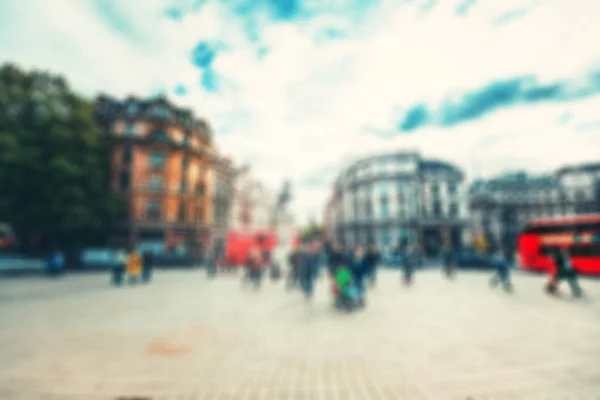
[300,222,323,242]
[0,63,124,253]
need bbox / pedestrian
[206,249,218,278]
[46,249,65,277]
[545,248,583,298]
[324,242,344,277]
[442,244,456,279]
[112,248,127,286]
[401,243,415,285]
[245,247,264,290]
[364,244,381,287]
[287,247,301,290]
[489,246,512,292]
[126,247,142,285]
[298,243,319,301]
[349,246,368,306]
[141,250,154,284]
[46,248,65,277]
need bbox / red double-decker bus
[517,214,600,275]
[0,223,16,252]
[223,228,278,267]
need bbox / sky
[1,0,600,225]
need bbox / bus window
[568,245,600,258]
[0,224,15,250]
[539,245,559,256]
[523,221,600,235]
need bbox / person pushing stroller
[333,263,362,310]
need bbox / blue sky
[1,0,600,224]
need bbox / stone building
[555,162,600,214]
[327,151,468,256]
[469,162,600,252]
[94,95,237,260]
[229,167,277,231]
[211,156,238,259]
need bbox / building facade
[94,95,237,259]
[323,196,335,242]
[211,156,238,259]
[555,162,600,214]
[229,167,277,231]
[328,152,468,256]
[469,163,600,252]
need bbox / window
[381,229,392,247]
[449,203,459,218]
[125,123,135,136]
[397,191,405,203]
[183,134,190,146]
[433,201,442,218]
[431,183,440,196]
[178,202,186,222]
[398,206,405,219]
[523,221,600,234]
[149,175,162,192]
[380,198,389,218]
[127,103,138,114]
[119,171,130,190]
[151,131,169,143]
[379,181,389,194]
[122,147,132,165]
[147,200,161,221]
[180,179,188,194]
[448,183,457,195]
[568,245,600,257]
[149,152,166,169]
[182,156,189,171]
[153,105,169,118]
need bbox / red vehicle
[223,228,278,267]
[517,214,600,274]
[0,223,16,251]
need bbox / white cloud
[1,0,600,225]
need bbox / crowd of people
[109,239,584,302]
[234,241,383,310]
[111,248,154,286]
[231,239,585,304]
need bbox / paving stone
[1,269,600,399]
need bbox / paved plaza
[1,268,600,400]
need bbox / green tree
[300,222,323,242]
[0,63,124,258]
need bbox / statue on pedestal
[273,180,292,226]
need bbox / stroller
[332,266,364,311]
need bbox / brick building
[94,95,237,260]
